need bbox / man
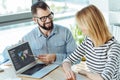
[21,0,77,64]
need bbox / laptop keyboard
[22,63,46,75]
[32,64,59,78]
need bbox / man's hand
[38,54,56,64]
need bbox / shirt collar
[37,24,58,37]
[50,24,58,35]
[36,27,42,37]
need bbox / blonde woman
[62,5,120,80]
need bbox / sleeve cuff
[54,53,66,65]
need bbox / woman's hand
[62,62,76,80]
[65,69,76,80]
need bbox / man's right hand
[38,54,56,64]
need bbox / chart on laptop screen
[8,42,35,71]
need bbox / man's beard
[37,21,53,31]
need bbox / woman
[62,5,120,80]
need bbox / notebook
[7,42,59,78]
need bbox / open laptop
[7,42,59,78]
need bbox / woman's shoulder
[80,36,93,47]
[84,36,93,44]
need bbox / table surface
[0,62,90,80]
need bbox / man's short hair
[31,0,50,15]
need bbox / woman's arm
[62,61,76,80]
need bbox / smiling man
[21,0,77,64]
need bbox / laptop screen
[8,42,35,71]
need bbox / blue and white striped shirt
[65,37,120,80]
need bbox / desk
[0,62,90,80]
[20,67,66,80]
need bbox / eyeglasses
[35,12,54,22]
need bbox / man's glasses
[35,12,54,22]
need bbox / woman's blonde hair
[75,5,112,47]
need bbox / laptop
[7,42,59,78]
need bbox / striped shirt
[65,36,120,80]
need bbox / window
[0,0,89,64]
[0,0,32,26]
[0,0,31,16]
[0,0,89,52]
[46,0,89,18]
